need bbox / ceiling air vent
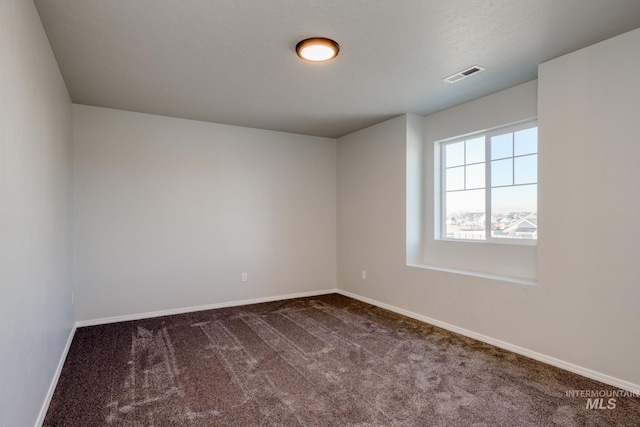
[442,65,486,83]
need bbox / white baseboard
[336,289,640,394]
[75,288,339,328]
[35,323,77,427]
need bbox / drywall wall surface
[537,27,640,384]
[338,89,539,324]
[337,115,410,298]
[338,27,640,387]
[0,1,74,426]
[73,105,337,321]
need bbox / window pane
[466,137,485,164]
[445,142,464,167]
[514,127,537,156]
[514,154,537,185]
[491,184,537,240]
[465,163,485,189]
[445,189,485,240]
[446,166,464,191]
[491,158,512,187]
[491,133,512,160]
[491,184,536,215]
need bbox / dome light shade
[296,38,339,62]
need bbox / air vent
[442,65,486,83]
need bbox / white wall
[73,105,337,321]
[537,28,640,386]
[338,115,410,297]
[0,1,74,426]
[337,28,640,388]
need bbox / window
[437,120,537,243]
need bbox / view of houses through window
[440,122,537,242]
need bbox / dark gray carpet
[44,294,640,426]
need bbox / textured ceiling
[35,0,640,138]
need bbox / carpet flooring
[44,294,640,426]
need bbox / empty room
[2,0,640,426]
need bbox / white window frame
[436,119,537,246]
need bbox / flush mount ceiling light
[296,37,340,62]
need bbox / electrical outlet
[361,270,366,280]
[241,272,248,282]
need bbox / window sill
[407,263,537,286]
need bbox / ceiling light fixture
[296,37,340,62]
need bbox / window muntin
[439,121,537,243]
